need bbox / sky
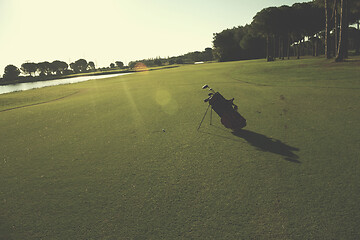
[0,0,310,75]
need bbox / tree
[75,59,88,72]
[175,58,184,64]
[315,0,359,59]
[37,61,52,76]
[128,61,136,69]
[3,64,20,80]
[349,0,360,54]
[292,3,313,59]
[87,61,95,71]
[274,5,291,59]
[203,48,214,61]
[348,27,360,54]
[335,0,349,61]
[302,3,325,57]
[115,61,124,68]
[51,60,68,75]
[70,62,79,73]
[324,0,332,58]
[250,2,324,61]
[213,24,267,62]
[213,28,243,61]
[110,63,115,68]
[252,7,282,61]
[239,25,266,59]
[154,58,162,66]
[21,62,37,77]
[69,59,87,73]
[59,61,69,74]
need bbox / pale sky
[0,0,310,75]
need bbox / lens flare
[122,80,144,127]
[162,99,178,115]
[155,89,171,106]
[155,89,178,115]
[134,62,149,72]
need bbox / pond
[0,73,132,95]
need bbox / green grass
[1,57,359,239]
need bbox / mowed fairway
[1,58,360,239]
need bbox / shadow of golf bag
[201,85,246,131]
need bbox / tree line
[3,59,95,80]
[213,0,360,62]
[1,59,127,83]
[128,48,214,69]
[2,47,213,82]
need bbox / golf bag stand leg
[210,106,213,125]
[197,104,211,130]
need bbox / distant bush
[3,64,20,80]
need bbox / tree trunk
[334,1,338,56]
[282,36,286,60]
[297,42,300,59]
[273,35,276,59]
[266,35,269,60]
[343,1,349,59]
[294,41,296,57]
[325,0,331,58]
[312,39,316,56]
[356,21,360,55]
[336,0,348,62]
[278,36,282,59]
[266,34,274,61]
[287,34,291,59]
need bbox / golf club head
[202,84,209,89]
[208,93,214,96]
[204,98,210,102]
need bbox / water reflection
[0,73,131,95]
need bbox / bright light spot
[155,89,178,115]
[155,89,171,106]
[162,99,178,115]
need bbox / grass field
[1,57,359,239]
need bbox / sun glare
[155,89,178,115]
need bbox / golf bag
[201,85,246,131]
